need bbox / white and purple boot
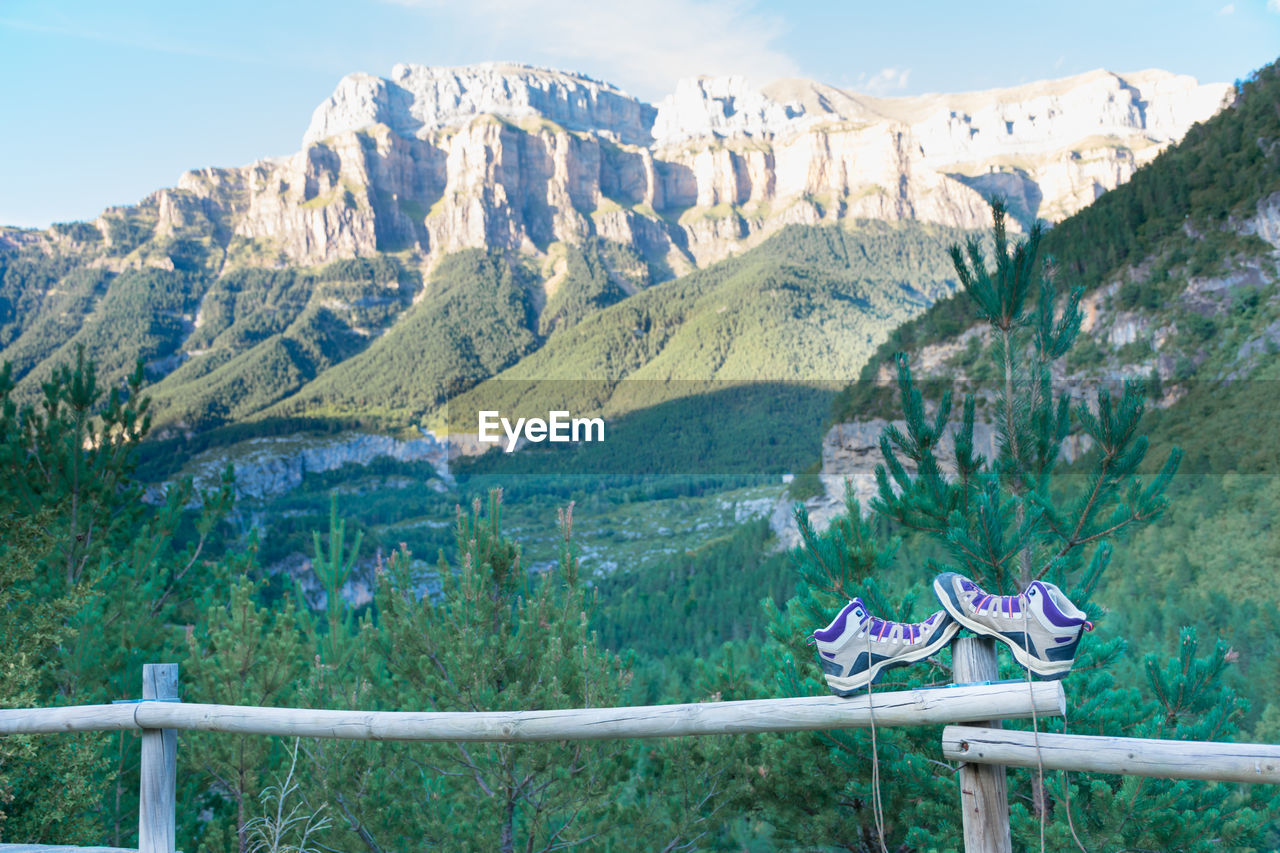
[932,572,1091,679]
[813,598,961,696]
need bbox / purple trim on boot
[814,598,866,643]
[1030,582,1085,627]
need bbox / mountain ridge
[0,60,1246,469]
[44,61,1228,278]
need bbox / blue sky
[2,0,1278,228]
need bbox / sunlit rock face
[146,63,1229,269]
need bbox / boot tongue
[1029,581,1086,627]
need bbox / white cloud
[1217,3,1234,14]
[382,0,800,100]
[1268,0,1280,12]
[856,66,911,96]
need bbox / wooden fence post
[139,664,178,853]
[952,637,1011,853]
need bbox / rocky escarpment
[770,417,1001,549]
[122,63,1228,271]
[171,431,451,501]
[771,416,1096,548]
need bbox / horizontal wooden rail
[0,682,1063,742]
[0,840,135,845]
[0,704,138,734]
[942,726,1280,784]
[0,840,136,845]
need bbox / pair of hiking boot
[812,572,1091,696]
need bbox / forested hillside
[0,218,967,444]
[822,60,1280,743]
[840,57,1280,398]
[441,222,966,432]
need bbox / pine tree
[759,488,958,849]
[365,491,633,852]
[0,514,107,846]
[1017,626,1279,851]
[289,497,401,853]
[760,201,1278,850]
[0,348,235,845]
[182,539,308,853]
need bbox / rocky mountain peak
[652,75,808,146]
[130,62,1233,270]
[303,62,657,147]
[653,68,1231,150]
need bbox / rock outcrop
[1241,191,1280,249]
[176,431,451,501]
[772,415,1101,548]
[135,63,1228,270]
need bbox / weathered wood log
[951,637,1012,853]
[0,682,1065,741]
[0,704,136,734]
[0,847,136,852]
[138,664,178,853]
[942,726,1280,785]
[129,682,1063,741]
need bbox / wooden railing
[2,643,1277,853]
[942,726,1280,784]
[0,684,1064,740]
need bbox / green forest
[0,214,968,441]
[1,50,1279,853]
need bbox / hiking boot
[932,572,1090,679]
[812,598,961,696]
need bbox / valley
[1,49,1278,851]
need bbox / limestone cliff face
[171,431,451,501]
[147,63,1229,270]
[304,63,656,147]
